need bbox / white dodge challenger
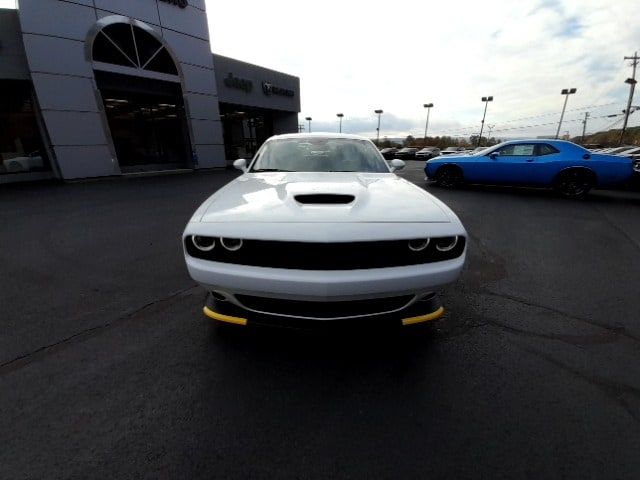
[183,133,467,328]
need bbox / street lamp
[555,88,577,139]
[478,96,493,147]
[336,113,344,133]
[423,103,434,142]
[374,109,383,145]
[305,116,312,133]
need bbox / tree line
[375,135,501,148]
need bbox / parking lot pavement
[2,165,640,479]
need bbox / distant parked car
[470,147,490,154]
[618,146,640,157]
[415,147,441,160]
[2,151,44,173]
[379,147,398,160]
[604,146,637,155]
[440,147,467,156]
[424,139,633,198]
[394,147,420,160]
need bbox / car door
[526,143,563,185]
[472,143,537,185]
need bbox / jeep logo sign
[159,0,188,8]
[223,73,253,93]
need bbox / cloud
[207,0,640,138]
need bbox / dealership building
[0,1,300,183]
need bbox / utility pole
[619,51,639,146]
[581,112,590,143]
[487,124,495,144]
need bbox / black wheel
[434,165,463,188]
[554,169,594,198]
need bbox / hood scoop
[294,194,355,205]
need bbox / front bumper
[203,292,444,328]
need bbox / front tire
[434,165,463,188]
[554,169,594,198]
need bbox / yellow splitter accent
[401,306,444,326]
[204,304,443,327]
[203,306,247,326]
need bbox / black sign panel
[159,0,188,8]
[262,82,295,97]
[223,73,253,93]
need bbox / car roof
[493,139,584,148]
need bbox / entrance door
[96,71,191,172]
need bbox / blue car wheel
[435,165,463,188]
[554,168,595,198]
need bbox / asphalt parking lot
[2,162,640,479]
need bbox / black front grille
[185,236,465,270]
[235,294,414,318]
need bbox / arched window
[92,22,178,76]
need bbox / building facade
[0,1,300,183]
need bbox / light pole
[477,96,493,147]
[305,116,312,133]
[336,113,344,133]
[374,109,383,145]
[555,88,577,139]
[422,103,434,143]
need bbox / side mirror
[233,158,248,172]
[489,152,499,159]
[583,153,591,160]
[389,159,405,172]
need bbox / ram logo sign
[262,82,295,98]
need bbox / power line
[427,102,620,136]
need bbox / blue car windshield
[250,138,390,173]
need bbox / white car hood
[197,172,451,223]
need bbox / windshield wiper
[252,168,292,172]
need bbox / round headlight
[408,238,430,252]
[191,235,215,251]
[220,237,243,251]
[435,236,458,252]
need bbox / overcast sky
[205,0,640,139]
[2,0,638,139]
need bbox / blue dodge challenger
[424,140,633,197]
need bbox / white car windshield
[250,138,390,173]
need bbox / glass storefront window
[0,80,50,175]
[220,104,274,160]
